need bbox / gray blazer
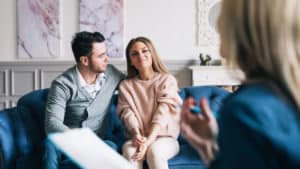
[45,64,125,135]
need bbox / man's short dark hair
[71,31,105,63]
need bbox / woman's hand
[132,133,147,147]
[131,130,148,161]
[130,127,146,147]
[180,97,219,165]
[131,139,149,161]
[131,123,161,161]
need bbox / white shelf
[189,66,244,86]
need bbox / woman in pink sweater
[117,37,182,169]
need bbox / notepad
[48,128,134,169]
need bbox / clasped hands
[131,133,149,161]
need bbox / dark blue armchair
[0,86,229,169]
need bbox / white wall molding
[0,60,197,109]
[11,69,38,96]
[0,69,9,97]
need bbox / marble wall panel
[17,0,61,58]
[80,0,124,58]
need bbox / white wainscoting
[0,60,196,109]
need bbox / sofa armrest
[0,89,48,169]
[0,108,18,169]
[17,89,48,130]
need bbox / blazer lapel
[86,67,118,116]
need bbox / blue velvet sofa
[0,86,229,169]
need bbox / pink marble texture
[80,0,124,58]
[17,0,61,58]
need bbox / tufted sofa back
[0,86,229,169]
[0,89,49,169]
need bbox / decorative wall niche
[196,0,221,57]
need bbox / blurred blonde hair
[125,37,169,78]
[218,0,300,109]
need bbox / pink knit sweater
[117,73,182,139]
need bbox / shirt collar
[76,66,106,88]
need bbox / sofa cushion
[100,94,126,152]
[180,86,229,115]
[15,152,43,169]
[169,144,206,169]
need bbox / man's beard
[89,64,106,74]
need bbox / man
[43,31,125,169]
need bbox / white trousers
[122,137,179,169]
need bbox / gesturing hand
[180,97,219,165]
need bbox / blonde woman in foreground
[117,37,182,169]
[181,0,300,169]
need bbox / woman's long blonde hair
[218,0,300,109]
[125,37,169,78]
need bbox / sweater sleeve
[152,75,183,128]
[116,82,140,133]
[45,81,70,134]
